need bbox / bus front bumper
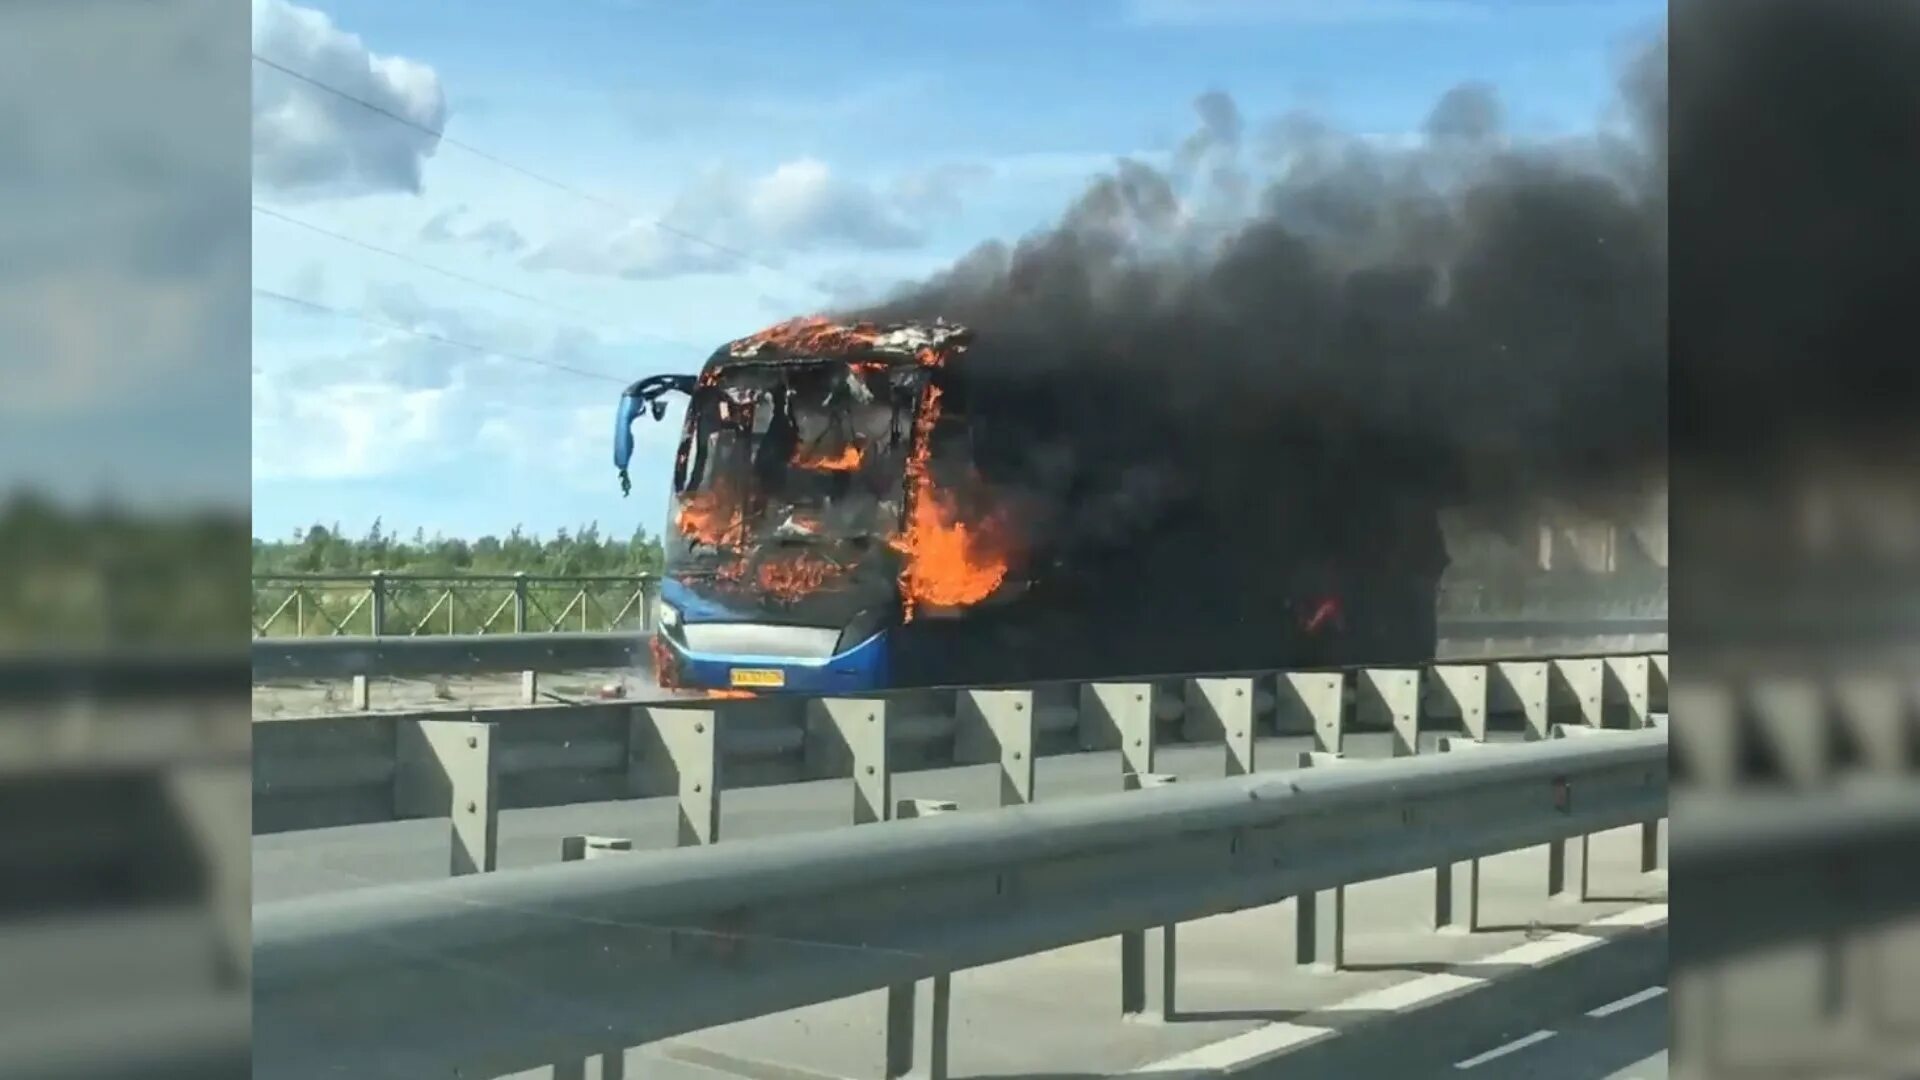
[653,627,889,694]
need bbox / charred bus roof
[702,318,972,376]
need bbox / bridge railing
[250,572,662,638]
[253,724,1669,1080]
[250,572,1666,639]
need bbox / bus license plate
[730,668,785,689]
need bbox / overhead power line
[251,52,823,297]
[252,286,629,385]
[252,203,613,328]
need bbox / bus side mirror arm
[615,374,698,497]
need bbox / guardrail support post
[555,834,635,1080]
[1547,832,1589,903]
[1671,682,1739,790]
[1751,677,1828,787]
[1542,726,1598,901]
[1297,883,1346,973]
[1119,773,1179,1020]
[883,797,954,1080]
[553,1055,624,1080]
[369,569,388,636]
[395,719,498,876]
[1433,728,1490,934]
[1360,669,1419,757]
[1551,658,1604,729]
[1080,682,1156,790]
[1602,655,1659,872]
[1122,925,1176,1023]
[1604,656,1651,729]
[1836,674,1909,776]
[1292,752,1346,970]
[351,674,371,711]
[520,669,539,705]
[957,689,1035,806]
[1278,672,1344,755]
[810,698,890,825]
[1426,665,1488,743]
[1543,657,1605,899]
[1494,661,1550,742]
[886,974,951,1080]
[632,706,720,846]
[1185,677,1256,775]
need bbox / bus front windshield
[668,360,925,567]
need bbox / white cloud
[891,162,997,218]
[522,157,941,281]
[252,371,456,481]
[0,0,249,506]
[251,282,657,486]
[251,0,448,198]
[1123,0,1494,26]
[419,204,528,256]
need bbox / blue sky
[250,0,1664,542]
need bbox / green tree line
[251,519,665,578]
[1,492,246,649]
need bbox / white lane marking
[1485,933,1601,967]
[1586,984,1666,1018]
[1453,1029,1556,1069]
[1131,902,1667,1076]
[1138,1021,1338,1074]
[1330,972,1483,1013]
[1591,903,1668,929]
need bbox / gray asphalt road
[1439,983,1668,1079]
[250,668,671,719]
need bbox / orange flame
[676,487,744,548]
[1303,595,1343,634]
[742,316,883,356]
[894,383,1010,619]
[755,550,846,601]
[650,634,680,689]
[792,442,864,472]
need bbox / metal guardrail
[253,728,1668,1080]
[1660,669,1920,1076]
[1674,784,1920,969]
[0,656,252,1080]
[248,616,1669,684]
[254,651,1669,849]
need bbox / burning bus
[614,316,1444,693]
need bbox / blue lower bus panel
[660,627,890,694]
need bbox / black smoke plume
[1666,0,1920,653]
[856,48,1661,515]
[839,34,1667,676]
